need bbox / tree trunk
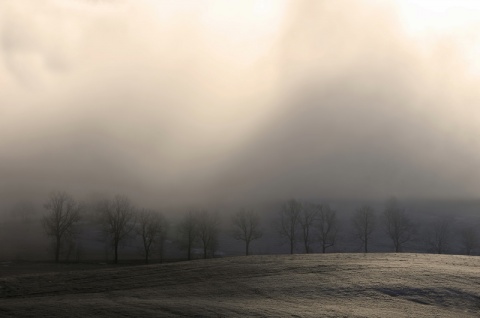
[114,243,119,264]
[364,236,368,253]
[290,240,294,254]
[159,242,164,263]
[246,241,250,256]
[55,235,61,263]
[394,241,400,253]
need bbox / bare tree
[424,215,453,254]
[232,209,263,255]
[316,204,337,253]
[178,211,198,260]
[197,211,221,259]
[98,195,136,264]
[352,205,376,253]
[461,227,478,255]
[277,199,302,254]
[383,198,414,253]
[42,191,82,263]
[136,209,167,264]
[156,214,169,263]
[298,203,318,253]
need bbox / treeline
[30,192,480,263]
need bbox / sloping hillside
[0,254,479,317]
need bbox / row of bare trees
[276,198,479,255]
[41,192,480,263]
[177,211,221,260]
[356,198,478,255]
[348,198,415,253]
[277,199,338,254]
[42,192,168,263]
[42,192,265,262]
[42,192,83,263]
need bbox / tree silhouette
[137,209,167,264]
[98,195,136,264]
[316,204,337,253]
[383,198,414,253]
[277,199,302,254]
[197,211,220,259]
[424,215,453,254]
[232,209,263,255]
[352,205,376,253]
[299,203,318,254]
[42,191,82,263]
[178,211,198,260]
[461,226,478,255]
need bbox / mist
[1,0,480,212]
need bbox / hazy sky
[1,0,480,209]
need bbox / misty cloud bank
[1,0,480,211]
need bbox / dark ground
[0,254,479,317]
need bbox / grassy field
[0,253,479,317]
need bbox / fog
[1,0,480,212]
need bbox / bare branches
[42,191,82,263]
[232,209,263,255]
[352,205,376,253]
[277,199,302,254]
[98,195,136,264]
[275,201,337,254]
[424,215,453,254]
[177,211,198,260]
[137,209,168,264]
[460,227,478,255]
[197,211,221,259]
[299,203,318,254]
[156,214,169,263]
[316,204,337,253]
[383,198,414,253]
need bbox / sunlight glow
[145,0,287,64]
[392,0,480,75]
